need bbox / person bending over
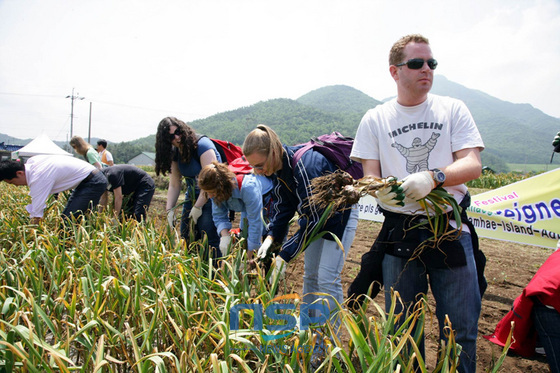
[100,164,155,222]
[154,116,222,256]
[0,155,107,224]
[70,136,102,169]
[243,124,359,338]
[198,161,274,260]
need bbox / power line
[0,90,202,117]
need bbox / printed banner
[467,168,560,249]
[357,168,560,249]
[357,194,384,222]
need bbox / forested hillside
[188,98,361,146]
[3,77,559,170]
[430,76,559,165]
[110,135,155,164]
[297,85,382,114]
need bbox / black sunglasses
[169,128,181,140]
[396,58,438,70]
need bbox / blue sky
[1,0,559,143]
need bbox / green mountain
[3,78,559,170]
[185,80,559,170]
[188,98,361,146]
[109,135,155,165]
[431,76,559,165]
[0,134,28,146]
[297,85,382,114]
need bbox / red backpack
[196,135,243,164]
[202,136,243,164]
[227,156,253,189]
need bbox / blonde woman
[243,124,359,337]
[69,136,102,169]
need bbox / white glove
[375,185,405,207]
[269,256,287,285]
[188,206,203,224]
[219,235,232,256]
[401,171,435,201]
[166,209,176,228]
[257,236,274,259]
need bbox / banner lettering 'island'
[357,168,560,249]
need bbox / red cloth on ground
[484,249,560,357]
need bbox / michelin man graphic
[391,132,440,173]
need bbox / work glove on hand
[401,171,435,201]
[219,235,232,256]
[188,206,203,224]
[553,131,560,152]
[375,184,405,207]
[269,255,287,285]
[257,236,274,260]
[166,209,176,228]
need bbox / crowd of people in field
[1,34,559,373]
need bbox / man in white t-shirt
[348,34,484,373]
[0,155,107,223]
[96,139,114,167]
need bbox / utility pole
[88,102,92,144]
[66,88,85,139]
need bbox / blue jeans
[62,171,107,219]
[303,206,359,336]
[180,191,221,257]
[382,233,481,373]
[533,300,560,373]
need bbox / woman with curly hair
[198,161,273,261]
[155,116,222,256]
[70,136,102,169]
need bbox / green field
[0,181,511,372]
[507,163,560,173]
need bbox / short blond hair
[389,34,430,66]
